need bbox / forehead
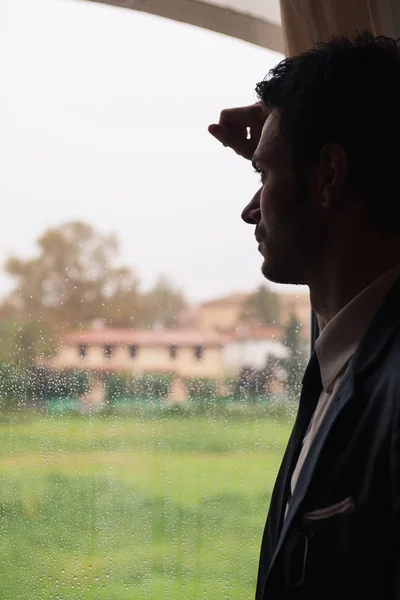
[254,110,287,164]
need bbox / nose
[241,187,262,224]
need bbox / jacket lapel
[275,352,322,532]
[255,353,322,598]
[269,360,356,573]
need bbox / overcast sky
[0,0,307,303]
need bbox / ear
[319,143,349,209]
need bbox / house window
[169,345,178,359]
[79,344,87,359]
[104,344,113,358]
[194,345,204,360]
[129,344,138,358]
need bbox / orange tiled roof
[61,328,228,347]
[227,324,283,341]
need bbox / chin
[261,256,305,286]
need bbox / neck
[309,235,400,325]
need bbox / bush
[232,367,269,401]
[0,361,31,409]
[0,365,91,410]
[105,373,172,402]
[30,367,89,399]
[185,378,216,400]
[105,372,131,402]
[136,374,172,399]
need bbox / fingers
[219,103,265,128]
[208,124,253,159]
[208,102,268,160]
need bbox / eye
[253,166,265,183]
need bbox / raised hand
[208,102,268,160]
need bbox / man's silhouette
[210,32,400,599]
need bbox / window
[104,344,113,358]
[169,345,178,359]
[194,345,204,360]
[0,3,312,600]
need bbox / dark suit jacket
[256,276,400,599]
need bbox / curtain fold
[281,0,400,56]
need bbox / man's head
[242,32,400,286]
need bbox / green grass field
[0,410,292,599]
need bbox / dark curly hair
[256,31,400,233]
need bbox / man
[209,32,400,599]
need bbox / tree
[241,284,280,326]
[139,276,187,328]
[283,313,308,398]
[4,221,141,328]
[0,317,55,364]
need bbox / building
[43,328,228,380]
[38,324,291,404]
[178,290,311,336]
[192,293,249,332]
[223,325,289,375]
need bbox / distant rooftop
[200,293,249,308]
[61,325,284,347]
[231,324,282,341]
[61,328,229,347]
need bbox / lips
[255,225,265,244]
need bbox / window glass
[169,345,178,360]
[129,344,138,359]
[104,344,113,359]
[194,345,204,360]
[0,1,310,599]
